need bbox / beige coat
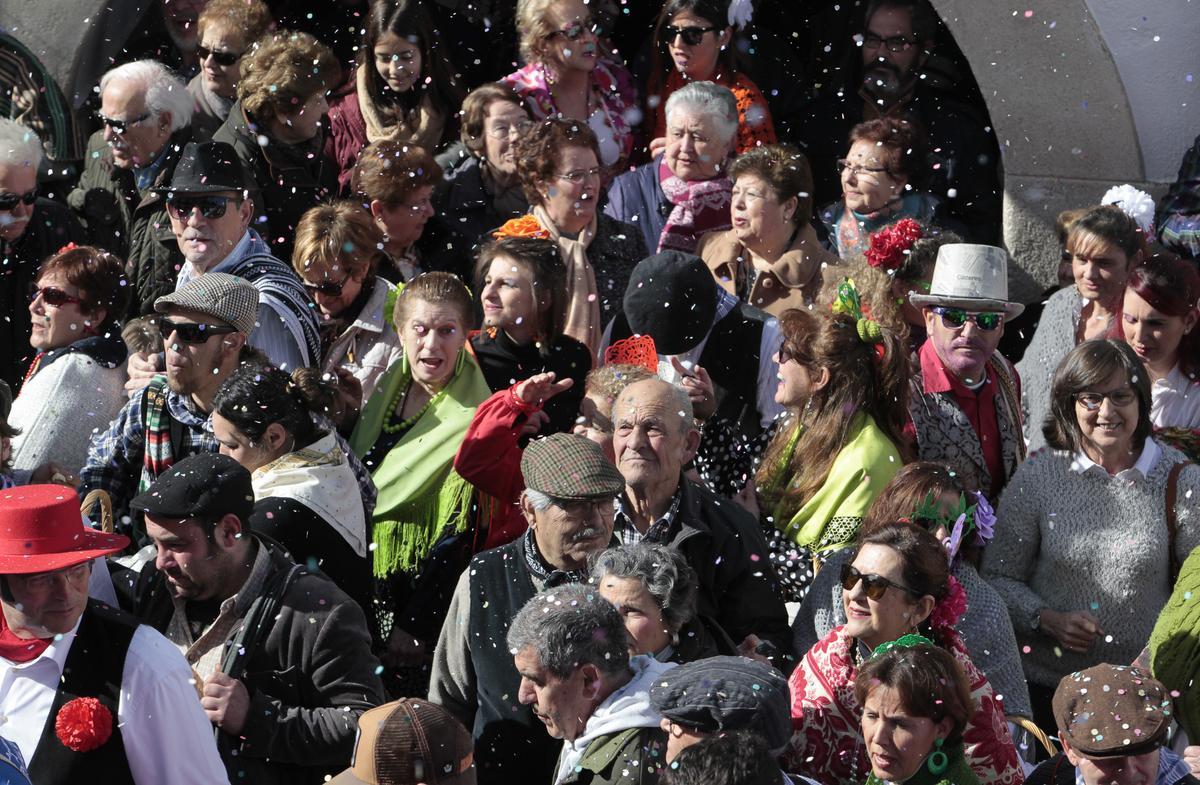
[322,277,404,402]
[696,226,842,316]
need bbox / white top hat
[909,243,1025,318]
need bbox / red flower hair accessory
[929,574,968,631]
[865,218,923,272]
[57,242,79,255]
[55,697,113,752]
[603,335,659,373]
[492,215,551,240]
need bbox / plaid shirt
[613,490,682,546]
[1158,133,1200,257]
[81,385,377,526]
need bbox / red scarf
[657,158,732,254]
[0,608,53,663]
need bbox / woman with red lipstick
[646,0,776,157]
[1017,205,1145,452]
[854,640,981,785]
[9,245,130,476]
[1121,253,1200,431]
[350,271,493,695]
[784,521,1021,785]
[327,0,463,192]
[502,0,639,174]
[471,234,591,436]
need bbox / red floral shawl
[784,625,1023,785]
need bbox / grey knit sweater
[1015,286,1081,454]
[982,442,1200,688]
[792,547,1033,719]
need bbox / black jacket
[120,535,386,785]
[424,155,528,279]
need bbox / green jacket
[67,127,192,315]
[558,727,668,785]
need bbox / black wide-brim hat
[152,140,247,195]
[623,251,718,356]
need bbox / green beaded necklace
[382,380,446,434]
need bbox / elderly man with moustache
[68,60,194,314]
[430,432,626,785]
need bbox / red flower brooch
[864,218,923,272]
[929,574,968,631]
[55,697,113,752]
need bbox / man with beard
[907,244,1026,501]
[122,0,212,79]
[0,118,85,389]
[784,0,1001,242]
[68,60,194,314]
[79,272,258,523]
[429,433,626,785]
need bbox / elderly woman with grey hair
[983,338,1200,731]
[604,80,738,254]
[593,542,719,664]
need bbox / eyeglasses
[931,306,1004,332]
[160,317,238,345]
[837,159,892,181]
[21,562,92,591]
[0,188,37,211]
[552,498,613,518]
[29,284,83,308]
[861,33,917,53]
[840,563,920,601]
[664,24,721,46]
[96,110,153,135]
[545,19,599,41]
[303,271,352,298]
[1074,388,1137,411]
[555,166,603,183]
[486,119,534,139]
[197,44,241,66]
[166,195,236,221]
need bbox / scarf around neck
[531,205,601,356]
[349,349,492,576]
[0,608,52,663]
[657,158,733,253]
[356,64,444,152]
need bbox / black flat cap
[131,453,255,523]
[622,251,718,355]
[153,141,246,195]
[649,656,790,753]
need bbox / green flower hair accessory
[912,490,996,561]
[831,278,885,349]
[869,633,935,660]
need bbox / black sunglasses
[840,563,920,601]
[96,110,152,135]
[166,195,235,221]
[160,317,237,345]
[931,306,1004,332]
[29,284,83,308]
[0,188,37,211]
[197,45,241,66]
[303,272,352,298]
[664,24,721,46]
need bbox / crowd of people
[1,0,1200,784]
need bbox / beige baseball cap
[330,699,475,785]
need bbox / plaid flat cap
[154,272,259,335]
[521,433,624,501]
[649,656,791,753]
[1053,664,1172,758]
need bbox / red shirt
[919,339,1005,497]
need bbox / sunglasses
[546,19,598,41]
[0,188,37,211]
[1074,388,1137,411]
[166,195,236,221]
[96,110,152,135]
[303,272,352,298]
[160,317,237,345]
[197,45,241,66]
[664,24,721,46]
[840,563,920,601]
[29,285,83,308]
[931,306,1003,332]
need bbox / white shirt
[1151,365,1200,429]
[0,615,230,785]
[1069,437,1162,481]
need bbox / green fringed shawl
[349,349,492,578]
[1150,544,1200,741]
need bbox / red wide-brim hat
[0,486,129,574]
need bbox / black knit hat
[649,656,791,753]
[622,251,718,355]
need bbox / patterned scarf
[531,206,601,356]
[225,253,322,368]
[141,375,176,491]
[657,158,733,253]
[521,528,586,587]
